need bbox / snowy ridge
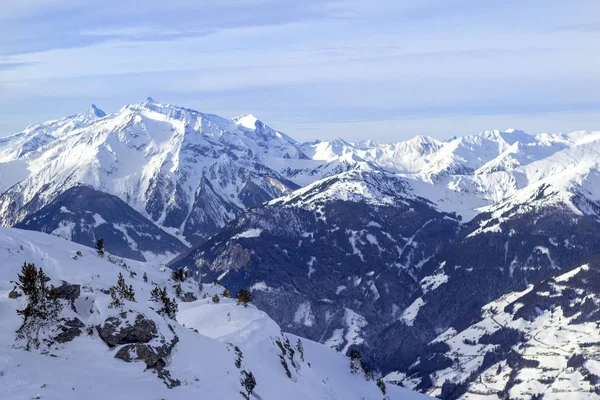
[269,167,414,210]
[3,99,600,244]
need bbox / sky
[1,0,599,142]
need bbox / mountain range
[3,98,600,399]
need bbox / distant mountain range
[3,98,600,398]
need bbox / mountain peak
[233,114,261,130]
[76,104,106,121]
[89,104,106,118]
[142,96,157,104]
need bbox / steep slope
[169,168,461,373]
[390,257,600,399]
[369,177,600,398]
[15,185,186,261]
[0,227,427,400]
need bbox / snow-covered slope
[0,226,427,399]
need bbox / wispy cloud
[1,0,599,141]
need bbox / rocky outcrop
[97,310,179,374]
[97,311,157,347]
[55,318,85,343]
[53,281,81,311]
[180,292,197,303]
[115,334,179,369]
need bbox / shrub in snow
[109,272,136,308]
[349,348,372,380]
[150,286,178,320]
[212,294,220,303]
[376,378,386,395]
[171,268,186,282]
[237,289,252,307]
[240,370,256,399]
[297,338,305,362]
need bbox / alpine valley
[3,98,600,399]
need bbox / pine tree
[150,285,162,302]
[174,284,182,298]
[237,289,252,307]
[108,273,135,308]
[297,339,305,362]
[212,294,220,303]
[17,263,39,318]
[222,288,232,298]
[143,272,148,283]
[171,268,186,282]
[158,287,178,319]
[15,263,62,350]
[377,378,386,395]
[109,287,123,309]
[96,239,105,257]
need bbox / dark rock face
[55,318,85,343]
[15,186,187,261]
[54,282,81,302]
[180,292,197,303]
[53,281,81,311]
[115,337,178,369]
[97,310,179,373]
[97,311,157,347]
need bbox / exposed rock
[180,292,197,302]
[54,318,85,344]
[64,318,85,328]
[53,281,81,311]
[115,334,179,369]
[156,368,181,388]
[54,281,81,302]
[97,311,157,347]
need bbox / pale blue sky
[1,0,599,141]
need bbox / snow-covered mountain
[169,168,461,373]
[4,99,600,399]
[0,98,304,259]
[0,226,426,399]
[389,256,600,399]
